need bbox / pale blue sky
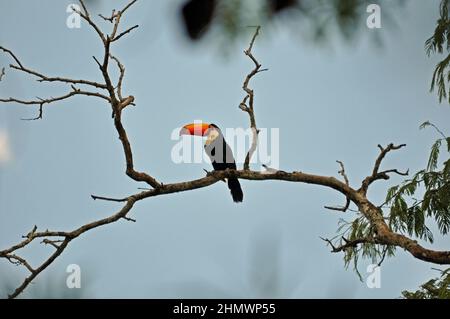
[1,0,450,298]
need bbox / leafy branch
[427,0,450,103]
[385,122,450,246]
[402,267,450,299]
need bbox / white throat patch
[205,128,220,145]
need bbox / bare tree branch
[75,0,106,43]
[377,246,389,266]
[122,216,137,223]
[41,239,64,249]
[325,160,351,212]
[91,194,128,202]
[76,0,161,188]
[321,236,376,253]
[1,199,135,299]
[0,46,23,68]
[99,10,117,23]
[0,1,160,297]
[5,253,35,273]
[0,85,110,119]
[120,0,139,15]
[113,24,139,42]
[360,143,408,193]
[239,26,268,170]
[0,67,5,81]
[0,46,107,90]
[109,54,125,101]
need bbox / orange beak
[180,123,211,136]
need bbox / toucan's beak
[180,123,211,136]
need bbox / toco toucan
[180,122,244,203]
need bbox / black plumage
[204,124,243,203]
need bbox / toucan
[180,122,244,203]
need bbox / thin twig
[426,122,447,139]
[0,67,5,81]
[41,239,64,249]
[325,160,351,212]
[5,254,35,273]
[99,9,117,23]
[122,216,136,222]
[0,46,107,89]
[320,236,375,253]
[360,143,407,193]
[0,86,110,120]
[113,25,139,42]
[377,246,389,266]
[76,0,106,42]
[109,54,125,101]
[91,195,129,202]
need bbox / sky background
[1,0,450,298]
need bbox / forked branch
[360,143,408,193]
[325,160,351,212]
[239,26,268,170]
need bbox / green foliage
[334,217,395,280]
[402,268,450,299]
[427,0,450,103]
[385,122,450,243]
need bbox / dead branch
[0,0,157,298]
[360,143,408,193]
[239,26,268,170]
[1,199,135,299]
[0,85,110,120]
[91,194,128,202]
[113,25,139,42]
[77,0,160,188]
[109,54,125,101]
[325,160,351,212]
[41,239,64,249]
[0,67,5,81]
[321,236,376,253]
[0,46,106,89]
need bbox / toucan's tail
[228,178,243,203]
